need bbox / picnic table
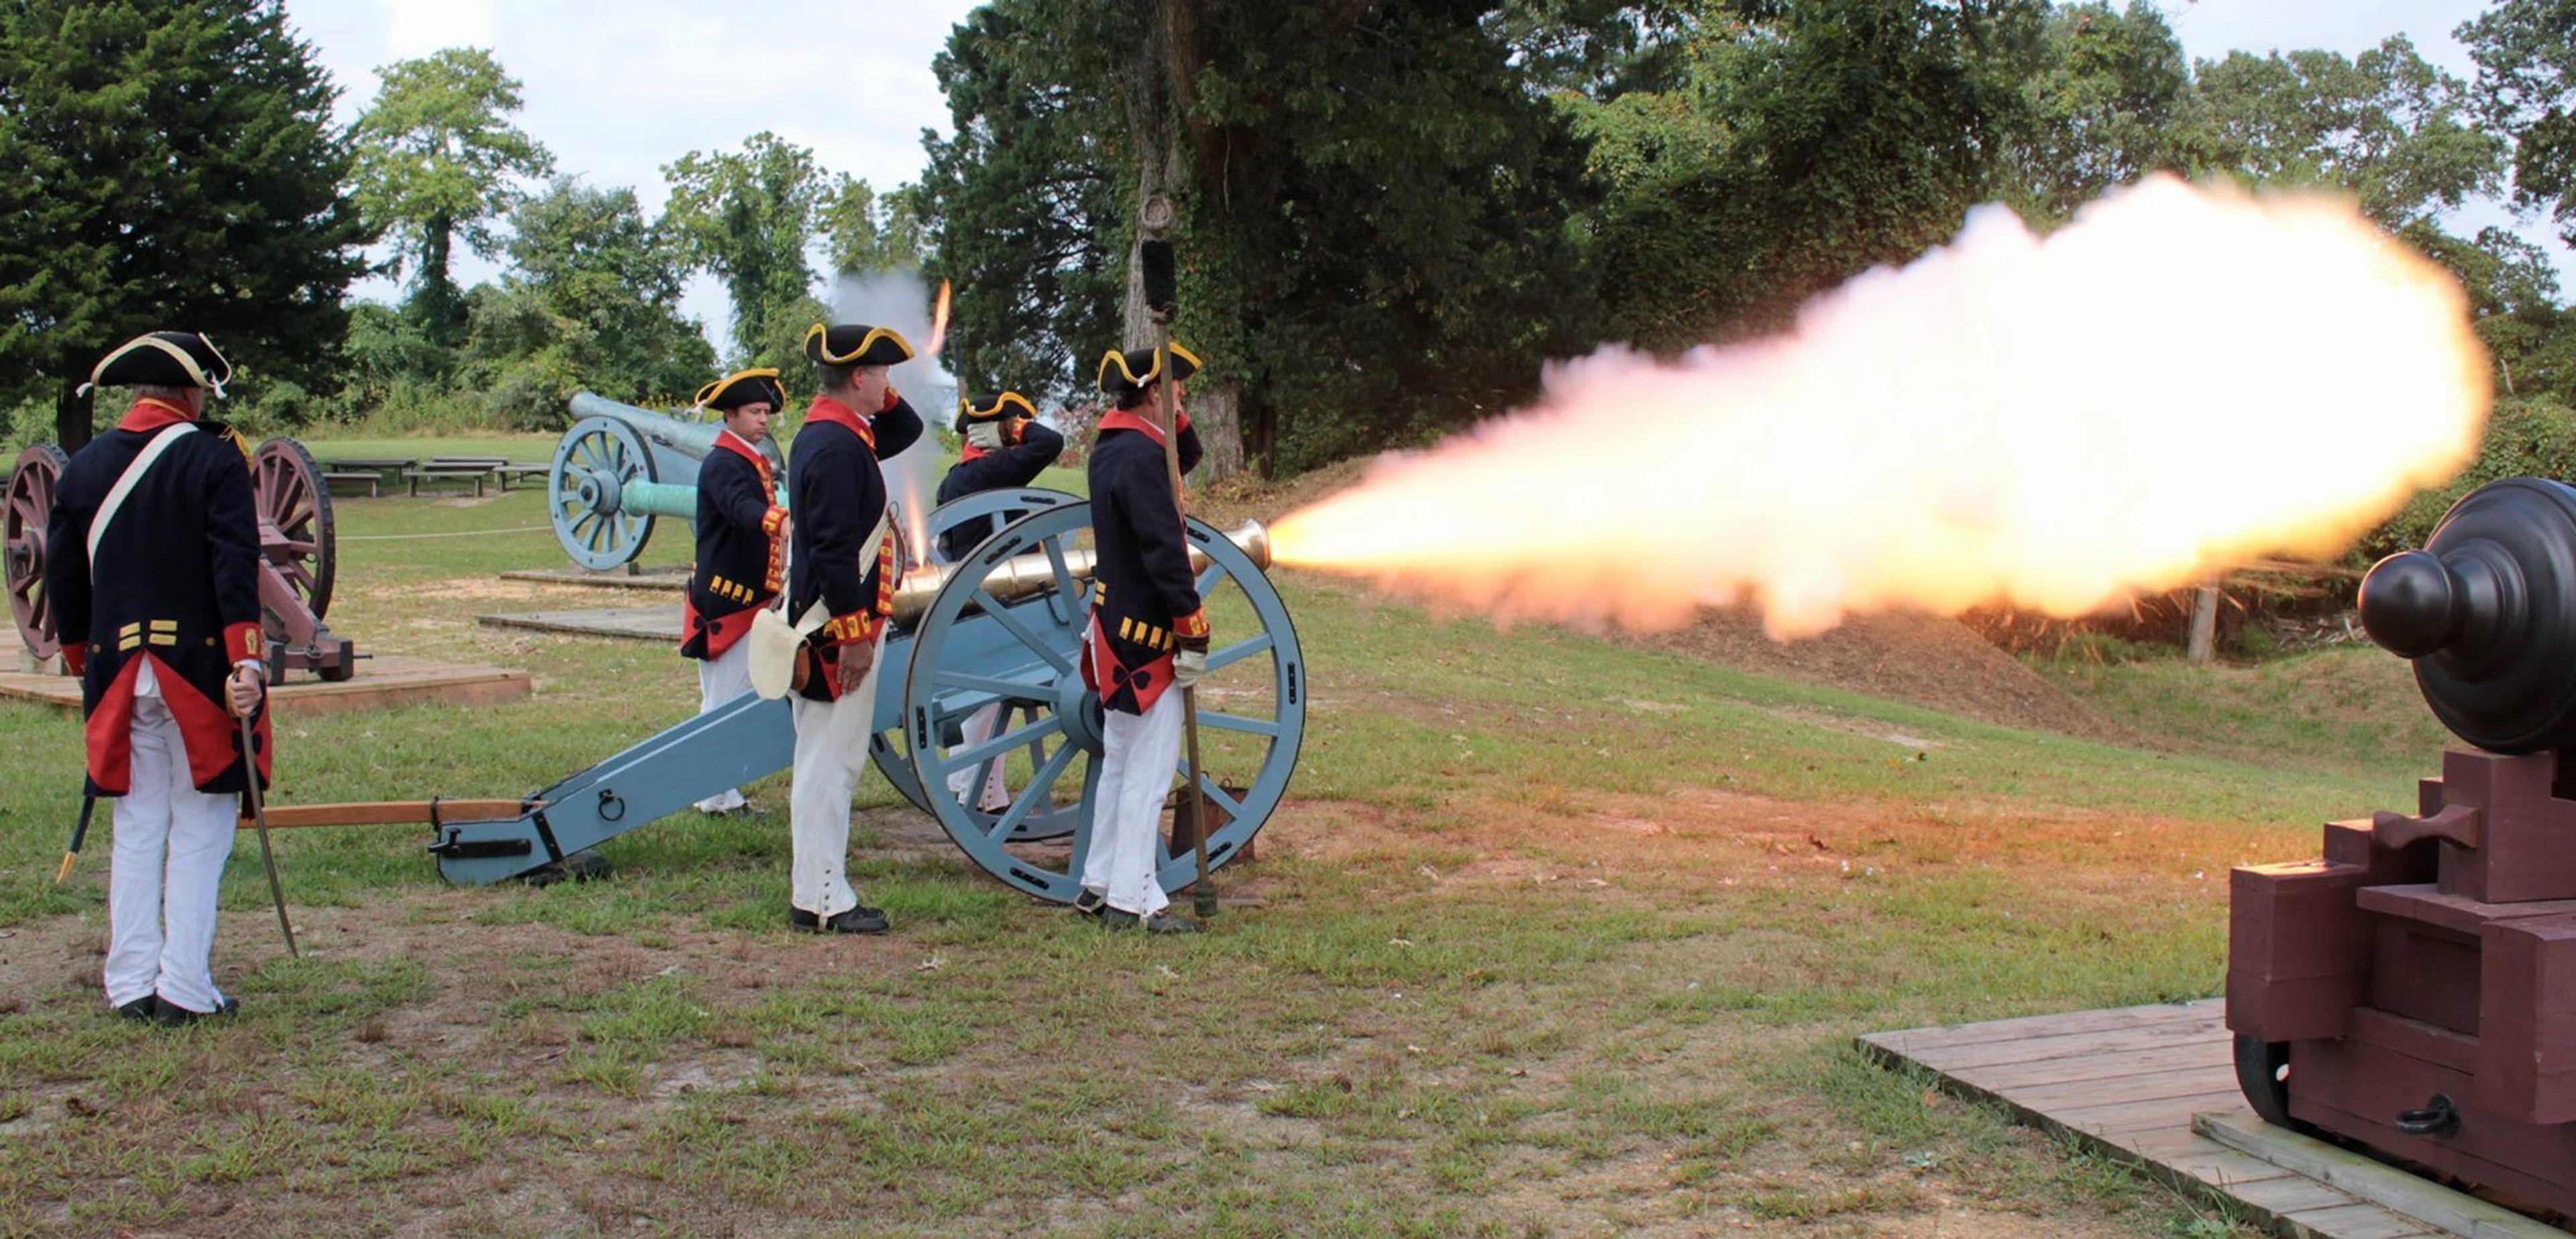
[320,457,415,498]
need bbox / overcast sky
[278,0,2558,345]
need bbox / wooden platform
[1859,1001,2567,1238]
[478,605,678,643]
[497,565,688,592]
[0,652,530,717]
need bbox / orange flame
[928,279,953,358]
[1269,176,2490,639]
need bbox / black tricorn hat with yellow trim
[803,323,916,368]
[696,368,787,413]
[958,391,1037,424]
[80,331,233,396]
[1096,341,1201,396]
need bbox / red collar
[714,428,773,479]
[1097,407,1189,443]
[117,397,195,433]
[804,396,875,450]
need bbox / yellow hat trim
[694,368,784,409]
[1096,341,1202,388]
[804,323,917,364]
[961,392,1036,422]
[83,333,231,397]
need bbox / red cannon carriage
[2231,477,2576,1218]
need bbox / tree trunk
[2187,581,2220,664]
[1116,0,1244,480]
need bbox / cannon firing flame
[1269,175,2490,639]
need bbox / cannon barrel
[886,519,1271,627]
[2358,477,2576,753]
[550,392,786,570]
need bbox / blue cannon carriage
[435,395,1305,902]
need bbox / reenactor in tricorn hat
[780,323,924,933]
[1076,341,1210,933]
[680,367,791,814]
[934,390,1066,813]
[44,331,270,1023]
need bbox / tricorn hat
[957,391,1037,448]
[957,391,1036,425]
[696,368,787,413]
[803,323,916,368]
[80,331,233,397]
[1096,341,1201,396]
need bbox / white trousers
[1081,690,1183,916]
[105,696,237,1014]
[944,703,1012,810]
[788,634,885,918]
[692,639,754,813]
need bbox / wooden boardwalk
[477,605,678,643]
[497,565,687,592]
[1859,1000,2567,1238]
[0,629,529,718]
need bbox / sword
[54,794,95,885]
[237,709,298,958]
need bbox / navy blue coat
[44,400,270,796]
[682,433,785,660]
[786,392,923,700]
[1081,408,1205,715]
[935,421,1065,561]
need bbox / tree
[2463,0,2576,246]
[926,0,1603,475]
[349,48,553,347]
[2181,36,2502,232]
[462,178,713,427]
[660,132,829,366]
[820,177,930,276]
[920,1,1128,407]
[0,0,371,417]
[2000,1,2192,225]
[1580,0,2047,351]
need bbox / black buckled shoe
[1102,909,1203,934]
[115,995,159,1023]
[1071,890,1107,920]
[791,904,891,934]
[154,995,238,1026]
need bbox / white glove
[1173,646,1207,690]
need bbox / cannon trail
[1268,175,2491,639]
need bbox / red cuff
[1173,608,1210,640]
[761,506,787,537]
[223,623,262,663]
[60,641,85,676]
[881,386,902,413]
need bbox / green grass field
[0,439,2445,1236]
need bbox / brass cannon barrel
[886,519,1272,627]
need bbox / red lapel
[714,429,773,486]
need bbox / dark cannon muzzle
[2359,477,2576,753]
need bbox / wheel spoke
[932,669,1049,700]
[1176,773,1246,822]
[1196,710,1281,739]
[1197,561,1224,596]
[941,714,1063,774]
[984,743,1078,842]
[973,587,1074,674]
[1206,633,1274,671]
